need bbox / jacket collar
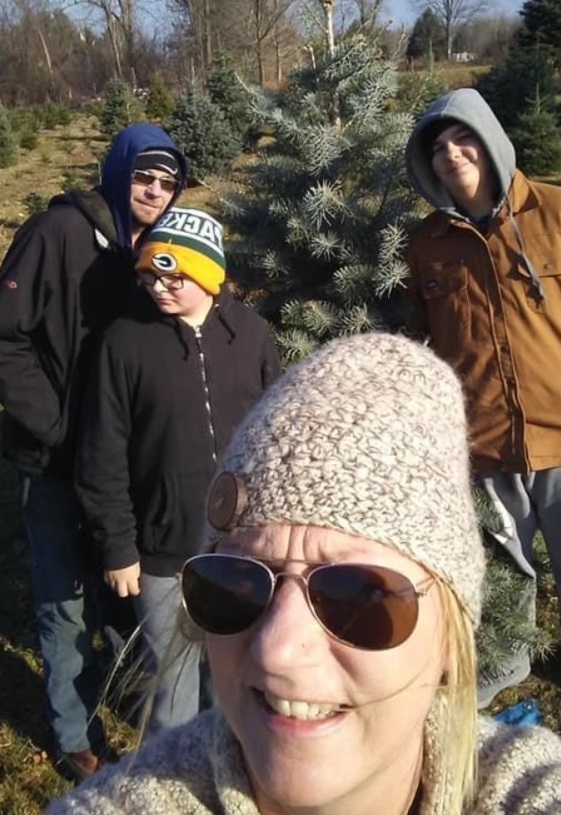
[425,170,539,237]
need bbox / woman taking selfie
[47,332,561,815]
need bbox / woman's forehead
[215,524,431,579]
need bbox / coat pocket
[138,472,211,561]
[516,247,561,312]
[418,262,470,353]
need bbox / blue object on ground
[494,699,542,727]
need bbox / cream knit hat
[206,331,485,624]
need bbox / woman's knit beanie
[205,331,485,624]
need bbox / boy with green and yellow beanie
[76,206,281,739]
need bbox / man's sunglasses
[181,553,434,650]
[131,169,178,193]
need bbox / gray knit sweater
[46,709,561,815]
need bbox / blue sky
[379,0,523,27]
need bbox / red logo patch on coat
[4,280,17,289]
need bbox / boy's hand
[105,563,141,597]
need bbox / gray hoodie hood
[405,88,545,300]
[405,88,516,215]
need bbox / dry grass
[0,117,104,258]
[400,62,493,94]
[438,61,493,89]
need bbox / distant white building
[451,52,477,63]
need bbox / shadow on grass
[0,647,51,752]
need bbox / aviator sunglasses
[131,168,178,194]
[181,553,434,650]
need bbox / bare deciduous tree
[410,0,490,59]
[168,0,296,85]
[68,0,143,81]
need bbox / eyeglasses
[181,553,434,650]
[131,169,178,194]
[137,271,185,291]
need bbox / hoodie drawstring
[506,199,545,302]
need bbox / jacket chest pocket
[518,249,561,313]
[419,263,470,351]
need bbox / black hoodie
[0,125,186,474]
[76,288,281,576]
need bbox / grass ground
[1,103,561,813]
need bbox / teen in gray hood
[407,87,515,215]
[407,87,543,299]
[405,87,561,710]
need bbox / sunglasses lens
[309,565,419,649]
[182,555,272,635]
[132,170,176,193]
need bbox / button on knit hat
[134,148,182,178]
[136,207,226,295]
[206,332,485,624]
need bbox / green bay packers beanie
[136,207,226,295]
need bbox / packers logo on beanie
[136,207,226,295]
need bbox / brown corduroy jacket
[406,170,561,475]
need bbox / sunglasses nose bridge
[268,570,317,621]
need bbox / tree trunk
[255,0,264,84]
[107,16,123,77]
[320,0,340,127]
[204,0,212,69]
[321,0,335,58]
[36,26,53,75]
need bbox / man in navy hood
[0,123,187,781]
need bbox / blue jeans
[133,573,201,740]
[22,473,106,753]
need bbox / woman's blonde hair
[426,578,478,815]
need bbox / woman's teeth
[264,693,342,720]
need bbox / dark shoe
[55,748,100,782]
[96,744,120,764]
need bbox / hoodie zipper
[194,325,217,463]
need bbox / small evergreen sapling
[207,53,253,141]
[510,93,561,177]
[0,104,17,169]
[476,46,556,131]
[145,75,175,122]
[99,78,144,139]
[166,89,238,184]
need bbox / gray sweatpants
[479,467,561,597]
[476,467,561,706]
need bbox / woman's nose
[249,578,328,672]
